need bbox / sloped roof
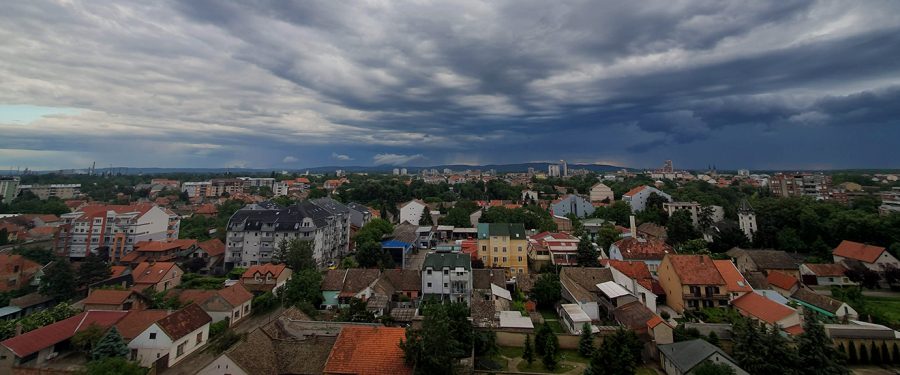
[766,271,799,290]
[322,269,348,291]
[802,263,848,277]
[423,252,471,270]
[665,255,725,285]
[134,239,198,252]
[218,283,254,306]
[156,304,212,341]
[623,185,647,197]
[1,310,128,357]
[605,260,652,280]
[109,265,129,278]
[324,326,412,375]
[472,269,506,290]
[83,289,136,306]
[613,237,674,261]
[614,301,661,332]
[227,328,336,375]
[198,238,226,257]
[115,309,169,340]
[132,262,179,285]
[731,292,796,325]
[713,260,752,293]
[742,249,800,270]
[791,288,846,314]
[381,269,421,292]
[833,240,886,263]
[658,339,738,374]
[242,263,288,279]
[560,267,613,302]
[340,269,381,297]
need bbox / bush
[252,291,279,314]
[210,330,242,354]
[209,320,229,338]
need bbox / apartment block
[55,204,180,260]
[477,223,528,276]
[16,184,81,200]
[769,173,832,200]
[0,177,19,204]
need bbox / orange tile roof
[665,255,725,285]
[242,263,288,279]
[83,289,135,306]
[198,238,225,257]
[802,263,847,277]
[156,304,212,341]
[731,292,796,326]
[109,265,129,278]
[623,185,647,197]
[605,260,653,280]
[218,283,253,306]
[713,260,752,293]
[833,240,886,263]
[195,204,218,215]
[115,310,169,340]
[614,237,674,261]
[766,271,799,290]
[783,324,804,336]
[324,326,412,375]
[0,311,128,358]
[134,239,197,252]
[647,315,666,329]
[132,262,179,285]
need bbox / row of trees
[400,302,473,374]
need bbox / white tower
[737,199,756,242]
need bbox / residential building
[16,184,81,200]
[132,261,183,292]
[128,304,212,368]
[239,177,276,190]
[559,267,615,321]
[548,164,561,177]
[657,255,728,313]
[662,202,723,227]
[622,185,672,212]
[791,288,858,321]
[729,248,801,279]
[731,292,802,334]
[528,231,579,270]
[558,304,593,334]
[477,223,528,276]
[0,310,129,370]
[770,173,832,200]
[0,176,19,204]
[122,239,198,265]
[658,339,747,375]
[589,182,614,203]
[82,289,150,311]
[398,199,427,225]
[879,187,900,215]
[171,284,254,326]
[345,202,373,230]
[551,194,595,218]
[711,260,752,301]
[421,252,472,304]
[613,301,673,346]
[0,254,42,292]
[832,240,900,272]
[608,237,674,275]
[320,268,382,308]
[799,263,854,286]
[191,238,226,273]
[226,201,348,269]
[55,203,180,260]
[737,199,757,241]
[323,326,412,375]
[604,259,659,312]
[310,197,353,256]
[240,263,292,294]
[209,178,244,197]
[373,269,422,302]
[181,181,212,198]
[766,271,800,297]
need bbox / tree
[681,238,711,255]
[595,223,621,253]
[667,210,699,246]
[40,258,76,301]
[92,326,129,360]
[698,206,716,230]
[542,334,559,370]
[338,298,376,323]
[709,225,750,253]
[401,303,468,375]
[693,360,737,375]
[759,325,798,374]
[440,206,475,228]
[71,324,105,354]
[83,357,147,375]
[576,237,599,267]
[534,323,552,355]
[706,330,720,347]
[523,334,534,366]
[419,206,433,225]
[282,269,323,308]
[529,273,561,309]
[474,330,498,358]
[585,327,640,375]
[578,322,594,357]
[732,319,768,373]
[274,238,316,271]
[78,252,111,287]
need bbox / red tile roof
[713,260,752,293]
[613,237,674,261]
[324,326,412,375]
[156,304,212,341]
[802,263,848,277]
[134,239,197,252]
[198,238,225,257]
[731,292,796,326]
[605,260,653,280]
[195,204,218,215]
[242,263,288,279]
[833,240,886,264]
[0,310,128,357]
[83,289,135,306]
[109,265,128,278]
[665,255,725,285]
[115,310,169,340]
[132,262,180,285]
[623,185,647,197]
[766,271,799,290]
[218,283,254,306]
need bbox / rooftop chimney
[629,215,637,238]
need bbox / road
[161,306,286,375]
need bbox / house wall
[165,324,210,367]
[129,323,175,367]
[652,324,674,345]
[608,266,657,312]
[422,267,471,304]
[230,300,252,326]
[625,187,672,212]
[590,184,614,203]
[657,258,685,313]
[551,195,595,218]
[199,354,248,375]
[322,291,340,308]
[477,236,528,276]
[399,201,426,225]
[834,252,900,272]
[150,266,182,292]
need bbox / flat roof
[596,281,631,298]
[561,304,591,322]
[499,311,534,329]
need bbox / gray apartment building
[421,252,472,305]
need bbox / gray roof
[740,249,801,270]
[228,201,333,231]
[346,202,370,215]
[423,252,471,270]
[472,269,506,290]
[310,197,350,215]
[658,339,739,373]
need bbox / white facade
[590,183,614,203]
[129,321,210,368]
[399,200,427,225]
[834,251,900,272]
[56,204,179,259]
[199,354,247,375]
[181,182,211,198]
[663,202,724,227]
[623,186,672,212]
[607,265,657,312]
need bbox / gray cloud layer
[1,0,899,170]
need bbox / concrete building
[16,184,81,200]
[663,202,724,227]
[477,223,528,276]
[0,177,19,204]
[548,164,561,178]
[622,185,672,212]
[589,183,614,203]
[421,252,472,304]
[551,194,595,218]
[128,304,212,368]
[181,182,212,198]
[398,199,427,225]
[226,201,349,269]
[55,203,179,260]
[770,173,832,200]
[657,255,728,313]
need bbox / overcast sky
[2,1,900,170]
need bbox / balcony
[229,234,244,241]
[227,246,243,252]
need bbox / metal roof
[596,281,631,298]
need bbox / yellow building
[477,223,528,277]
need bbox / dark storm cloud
[1,0,899,169]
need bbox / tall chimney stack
[629,215,637,238]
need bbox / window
[427,269,432,275]
[502,247,506,253]
[502,257,507,262]
[518,246,523,252]
[443,283,448,288]
[234,310,240,319]
[518,256,523,262]
[493,257,498,263]
[493,247,498,253]
[177,342,186,357]
[196,332,203,344]
[427,282,432,287]
[149,332,157,340]
[444,269,449,275]
[481,246,487,252]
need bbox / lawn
[499,347,591,364]
[635,367,659,375]
[516,361,576,373]
[862,296,900,328]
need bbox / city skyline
[2,1,900,170]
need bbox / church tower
[737,199,757,242]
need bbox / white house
[799,263,855,286]
[422,252,472,304]
[832,240,900,272]
[399,199,427,225]
[589,183,614,203]
[605,260,658,312]
[622,185,672,212]
[128,304,212,368]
